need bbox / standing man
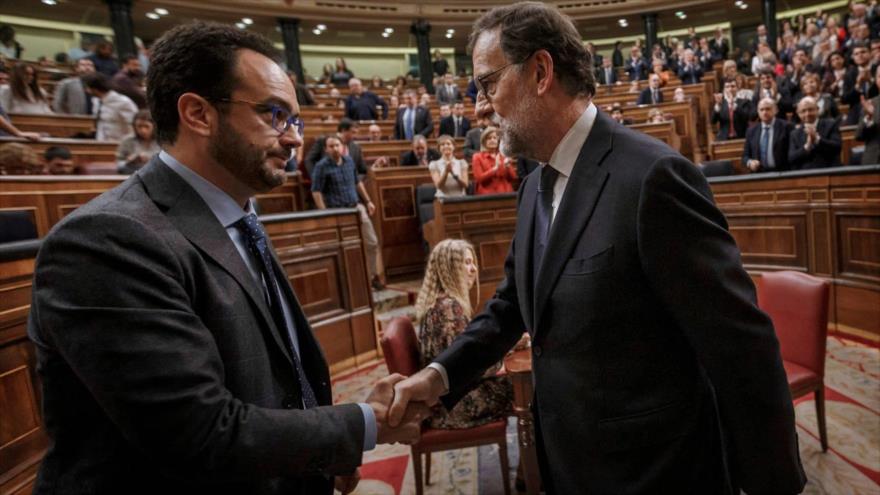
[856,66,880,164]
[710,27,730,60]
[393,89,433,140]
[87,40,119,77]
[345,77,388,121]
[311,135,385,290]
[636,73,664,105]
[83,73,138,141]
[112,54,147,108]
[743,98,793,172]
[439,101,471,138]
[51,58,96,115]
[387,3,805,494]
[597,57,618,85]
[788,96,842,169]
[27,21,425,494]
[677,48,704,84]
[304,118,367,175]
[624,46,647,81]
[435,73,462,105]
[712,79,752,141]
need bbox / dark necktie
[653,89,659,104]
[454,117,460,137]
[82,80,93,115]
[760,125,770,167]
[533,165,560,286]
[235,213,318,409]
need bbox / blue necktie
[760,125,770,167]
[404,108,414,140]
[533,165,559,287]
[235,213,319,409]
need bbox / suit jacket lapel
[515,171,538,330]
[533,112,613,333]
[138,157,295,367]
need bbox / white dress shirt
[96,90,138,141]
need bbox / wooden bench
[708,124,862,168]
[0,137,118,167]
[593,100,701,161]
[629,120,681,150]
[9,113,96,138]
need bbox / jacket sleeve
[817,121,842,156]
[29,212,366,479]
[788,129,809,168]
[418,109,434,137]
[51,80,67,113]
[636,156,806,495]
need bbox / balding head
[757,97,777,123]
[797,96,818,124]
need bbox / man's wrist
[426,363,450,395]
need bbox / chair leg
[412,448,424,495]
[498,440,511,495]
[815,385,829,452]
[425,451,432,485]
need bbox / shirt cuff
[357,403,377,451]
[427,362,450,394]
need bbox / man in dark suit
[393,89,433,140]
[856,88,880,164]
[743,98,793,172]
[624,46,648,81]
[388,4,805,494]
[677,48,704,85]
[438,101,471,137]
[712,79,753,140]
[789,96,842,169]
[435,73,462,105]
[304,118,367,176]
[751,68,793,118]
[636,73,664,105]
[596,57,618,85]
[842,42,874,125]
[26,22,425,495]
[400,135,440,166]
[709,27,730,60]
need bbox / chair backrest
[0,210,38,243]
[700,159,735,177]
[757,271,830,377]
[380,316,421,376]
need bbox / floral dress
[418,295,513,429]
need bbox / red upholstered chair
[758,271,830,452]
[380,316,511,495]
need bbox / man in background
[112,54,147,108]
[743,98,793,172]
[400,135,440,166]
[439,101,471,138]
[435,73,462,105]
[305,118,367,175]
[87,40,119,77]
[345,77,388,121]
[52,58,96,115]
[637,73,664,105]
[393,89,433,140]
[83,73,138,141]
[788,96,842,169]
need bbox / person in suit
[393,89,433,140]
[51,58,97,115]
[636,73,664,105]
[586,42,602,68]
[751,68,793,118]
[612,40,624,68]
[856,72,880,164]
[439,101,471,138]
[463,116,488,162]
[400,135,441,166]
[596,57,618,85]
[387,4,805,494]
[435,73,462,105]
[304,118,367,176]
[712,78,752,140]
[743,98,793,172]
[788,96,842,169]
[344,77,388,121]
[26,21,427,495]
[624,46,647,81]
[709,27,730,60]
[842,42,875,125]
[677,48,704,85]
[287,71,316,106]
[793,72,840,123]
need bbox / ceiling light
[242,17,253,25]
[382,32,391,38]
[680,14,687,19]
[735,0,743,4]
[235,22,246,29]
[739,3,748,8]
[675,11,685,17]
[146,12,160,20]
[384,27,394,33]
[445,33,453,38]
[447,28,455,33]
[154,7,169,15]
[312,28,322,35]
[317,24,327,31]
[41,0,58,5]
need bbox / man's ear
[177,92,215,139]
[533,50,554,96]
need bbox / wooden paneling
[9,113,95,138]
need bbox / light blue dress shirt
[161,151,376,451]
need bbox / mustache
[266,148,293,161]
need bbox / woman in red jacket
[471,126,517,194]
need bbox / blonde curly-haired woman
[415,239,513,429]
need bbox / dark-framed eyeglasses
[209,97,304,137]
[474,51,535,102]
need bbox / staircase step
[372,288,411,314]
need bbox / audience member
[624,46,647,81]
[637,73,664,105]
[712,79,752,140]
[438,103,451,121]
[44,146,75,174]
[650,60,670,87]
[586,42,603,68]
[84,72,138,141]
[0,102,41,140]
[345,77,388,121]
[311,135,384,289]
[752,68,793,117]
[287,71,315,106]
[744,98,794,172]
[795,72,840,122]
[305,118,367,175]
[646,108,668,124]
[435,73,461,104]
[432,49,449,76]
[0,142,44,175]
[319,63,334,85]
[52,58,97,115]
[471,127,516,194]
[710,26,730,59]
[0,63,53,114]
[419,93,432,107]
[393,89,433,140]
[597,57,618,85]
[788,96,842,169]
[111,54,147,108]
[369,75,384,90]
[400,135,440,166]
[673,87,687,103]
[677,48,704,85]
[0,25,22,59]
[843,42,875,124]
[696,38,718,72]
[857,74,880,164]
[87,41,119,78]
[330,57,354,86]
[608,103,634,125]
[439,102,471,138]
[779,48,809,103]
[428,135,468,197]
[463,116,487,162]
[611,40,624,67]
[466,78,478,103]
[415,239,512,430]
[116,109,160,174]
[367,123,386,141]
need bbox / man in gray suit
[463,116,489,162]
[27,21,425,495]
[50,58,96,115]
[435,73,462,105]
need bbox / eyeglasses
[210,98,304,137]
[474,52,535,102]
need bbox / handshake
[365,368,448,445]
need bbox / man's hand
[862,95,875,119]
[334,468,360,494]
[388,367,447,427]
[366,374,431,445]
[747,159,761,172]
[713,93,723,105]
[366,201,376,217]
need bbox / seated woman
[428,134,469,197]
[115,109,160,174]
[0,63,53,114]
[471,127,517,194]
[416,239,513,429]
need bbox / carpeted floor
[332,333,880,494]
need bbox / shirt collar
[546,102,597,179]
[160,150,255,228]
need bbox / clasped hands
[365,368,447,445]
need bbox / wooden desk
[9,113,96,138]
[0,137,118,166]
[503,348,540,495]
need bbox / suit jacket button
[533,345,542,357]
